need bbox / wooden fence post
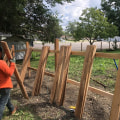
[55,38,59,71]
[109,41,110,50]
[32,46,50,96]
[75,45,96,119]
[20,47,33,82]
[50,46,71,106]
[12,45,15,57]
[101,41,102,51]
[110,59,120,120]
[26,42,31,77]
[1,41,29,99]
[81,42,82,51]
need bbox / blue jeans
[0,88,14,120]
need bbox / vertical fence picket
[75,45,96,119]
[32,46,50,96]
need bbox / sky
[50,0,101,30]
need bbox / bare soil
[10,68,112,120]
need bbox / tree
[0,0,26,34]
[73,8,119,45]
[66,21,77,36]
[23,0,63,42]
[0,0,74,42]
[101,0,120,35]
[38,15,63,42]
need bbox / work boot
[10,106,17,115]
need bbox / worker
[0,46,16,120]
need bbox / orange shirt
[0,60,15,89]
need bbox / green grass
[2,99,42,120]
[68,55,118,92]
[30,50,119,91]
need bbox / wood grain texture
[75,45,96,119]
[50,46,71,106]
[32,46,50,96]
[55,38,59,71]
[110,59,120,120]
[20,47,33,82]
[26,42,31,77]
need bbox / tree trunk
[89,38,93,45]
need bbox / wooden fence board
[55,46,71,106]
[12,45,15,57]
[32,46,50,96]
[15,48,120,59]
[55,38,59,71]
[50,46,71,106]
[20,47,33,82]
[49,47,63,104]
[110,59,120,120]
[75,45,96,119]
[67,79,113,99]
[26,42,31,77]
[1,41,29,99]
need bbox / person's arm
[0,61,15,76]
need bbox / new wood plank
[1,41,29,99]
[55,38,59,71]
[67,79,113,99]
[20,47,33,82]
[110,59,120,120]
[95,52,120,59]
[26,42,31,78]
[75,45,96,119]
[55,46,71,106]
[32,46,50,96]
[11,45,15,57]
[50,46,71,105]
[49,46,64,104]
[20,48,120,59]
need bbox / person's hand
[10,57,16,63]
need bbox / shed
[2,36,32,60]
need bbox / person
[0,46,16,120]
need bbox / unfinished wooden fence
[1,39,120,120]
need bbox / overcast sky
[50,0,101,30]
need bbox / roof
[3,36,28,42]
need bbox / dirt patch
[10,68,112,120]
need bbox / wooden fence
[1,39,120,120]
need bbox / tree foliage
[101,0,120,35]
[66,21,77,36]
[0,0,73,42]
[71,8,118,45]
[44,0,74,6]
[0,0,26,34]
